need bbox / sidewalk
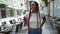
[16,25,28,34]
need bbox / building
[0,0,10,19]
[0,0,27,19]
[40,0,54,17]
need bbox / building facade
[0,0,27,19]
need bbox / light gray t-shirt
[25,11,47,28]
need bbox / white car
[0,18,14,32]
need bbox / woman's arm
[41,16,46,28]
[23,16,28,26]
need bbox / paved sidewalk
[16,25,28,34]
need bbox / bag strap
[28,11,31,34]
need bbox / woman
[23,1,46,34]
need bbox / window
[1,10,6,18]
[2,21,6,26]
[17,10,20,15]
[0,4,6,8]
[9,20,13,24]
[54,0,59,18]
[10,10,14,17]
[2,21,6,24]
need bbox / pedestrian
[23,1,46,34]
[10,19,16,34]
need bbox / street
[16,25,28,34]
[0,25,28,34]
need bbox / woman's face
[30,2,37,11]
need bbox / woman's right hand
[40,26,42,32]
[23,16,28,26]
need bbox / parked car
[15,15,25,32]
[0,18,13,32]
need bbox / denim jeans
[30,28,42,34]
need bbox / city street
[16,25,28,34]
[0,0,60,34]
[0,25,28,34]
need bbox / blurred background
[0,0,60,34]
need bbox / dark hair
[29,1,39,11]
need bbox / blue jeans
[30,28,42,34]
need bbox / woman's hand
[40,27,42,31]
[23,16,28,26]
[41,16,46,28]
